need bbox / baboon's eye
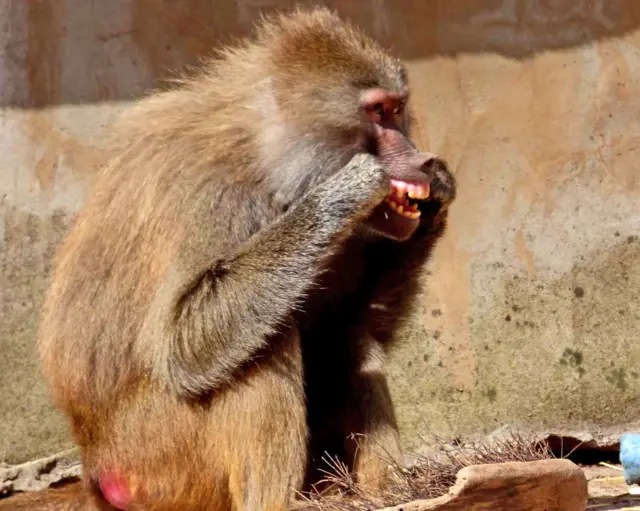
[372,103,384,116]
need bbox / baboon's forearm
[161,155,387,397]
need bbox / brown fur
[31,7,456,511]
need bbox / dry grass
[293,432,554,510]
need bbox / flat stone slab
[378,459,587,511]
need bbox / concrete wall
[1,0,639,465]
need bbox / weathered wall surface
[1,0,639,465]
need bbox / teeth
[391,180,407,193]
[392,180,431,200]
[387,179,429,221]
[385,198,421,220]
[407,184,430,199]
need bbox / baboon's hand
[420,162,457,229]
[429,161,456,207]
[313,153,390,224]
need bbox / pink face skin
[99,470,133,510]
[360,88,437,241]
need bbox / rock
[0,449,81,497]
[377,459,587,511]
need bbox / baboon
[12,7,456,511]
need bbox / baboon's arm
[147,154,388,398]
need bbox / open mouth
[383,179,430,220]
[365,178,432,241]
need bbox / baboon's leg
[344,338,402,488]
[220,327,308,511]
